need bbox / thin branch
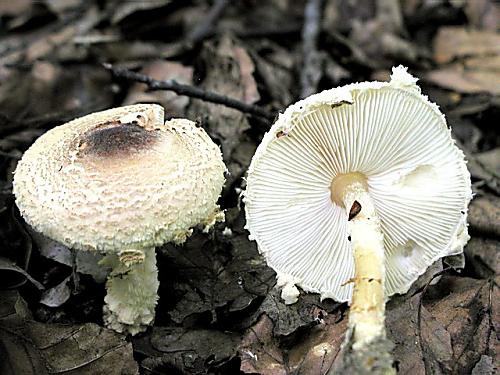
[300,0,324,98]
[103,64,274,121]
[187,0,229,44]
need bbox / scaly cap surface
[14,104,226,252]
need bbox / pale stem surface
[101,247,159,335]
[337,178,387,348]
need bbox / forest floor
[0,1,498,374]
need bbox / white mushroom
[244,66,471,369]
[13,104,226,335]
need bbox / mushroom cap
[13,104,226,252]
[244,66,472,303]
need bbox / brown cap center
[78,121,160,157]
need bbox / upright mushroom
[13,104,226,335]
[244,67,471,371]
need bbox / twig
[103,64,274,121]
[187,0,229,44]
[300,0,324,98]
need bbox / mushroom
[244,67,471,370]
[13,104,226,335]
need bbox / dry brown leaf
[468,195,500,238]
[387,276,499,374]
[123,60,193,117]
[187,36,260,188]
[239,305,347,375]
[26,6,102,62]
[465,237,500,277]
[464,0,500,31]
[0,0,32,17]
[239,314,287,375]
[187,36,255,157]
[424,276,499,373]
[110,0,171,24]
[233,45,261,105]
[425,64,500,95]
[287,314,347,374]
[0,291,139,375]
[434,27,500,64]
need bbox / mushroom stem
[342,181,395,373]
[348,195,385,348]
[100,247,159,335]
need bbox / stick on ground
[103,64,274,121]
[300,0,324,98]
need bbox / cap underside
[245,79,471,302]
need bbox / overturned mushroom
[244,67,472,371]
[13,104,226,335]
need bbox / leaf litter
[0,1,498,374]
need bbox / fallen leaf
[30,229,110,283]
[425,64,500,95]
[468,195,500,238]
[160,214,275,324]
[287,314,347,375]
[464,0,499,31]
[0,0,32,17]
[465,238,500,278]
[123,60,193,117]
[424,276,498,373]
[144,326,239,373]
[0,61,114,123]
[0,257,43,290]
[239,314,287,375]
[249,42,294,108]
[246,287,340,337]
[239,311,347,375]
[387,275,499,374]
[471,355,495,375]
[39,276,72,307]
[187,35,257,163]
[434,27,500,64]
[110,0,171,24]
[467,148,500,194]
[0,290,139,375]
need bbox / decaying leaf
[468,195,500,238]
[428,26,500,95]
[123,60,193,117]
[467,148,500,194]
[110,0,172,24]
[387,275,499,374]
[39,275,72,307]
[425,65,500,95]
[239,314,287,375]
[187,35,258,161]
[249,42,294,108]
[160,211,274,324]
[145,327,239,373]
[0,290,138,375]
[239,311,348,375]
[465,237,500,278]
[30,230,110,283]
[434,27,500,64]
[246,287,340,337]
[0,257,43,290]
[0,61,113,122]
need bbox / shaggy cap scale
[13,104,226,252]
